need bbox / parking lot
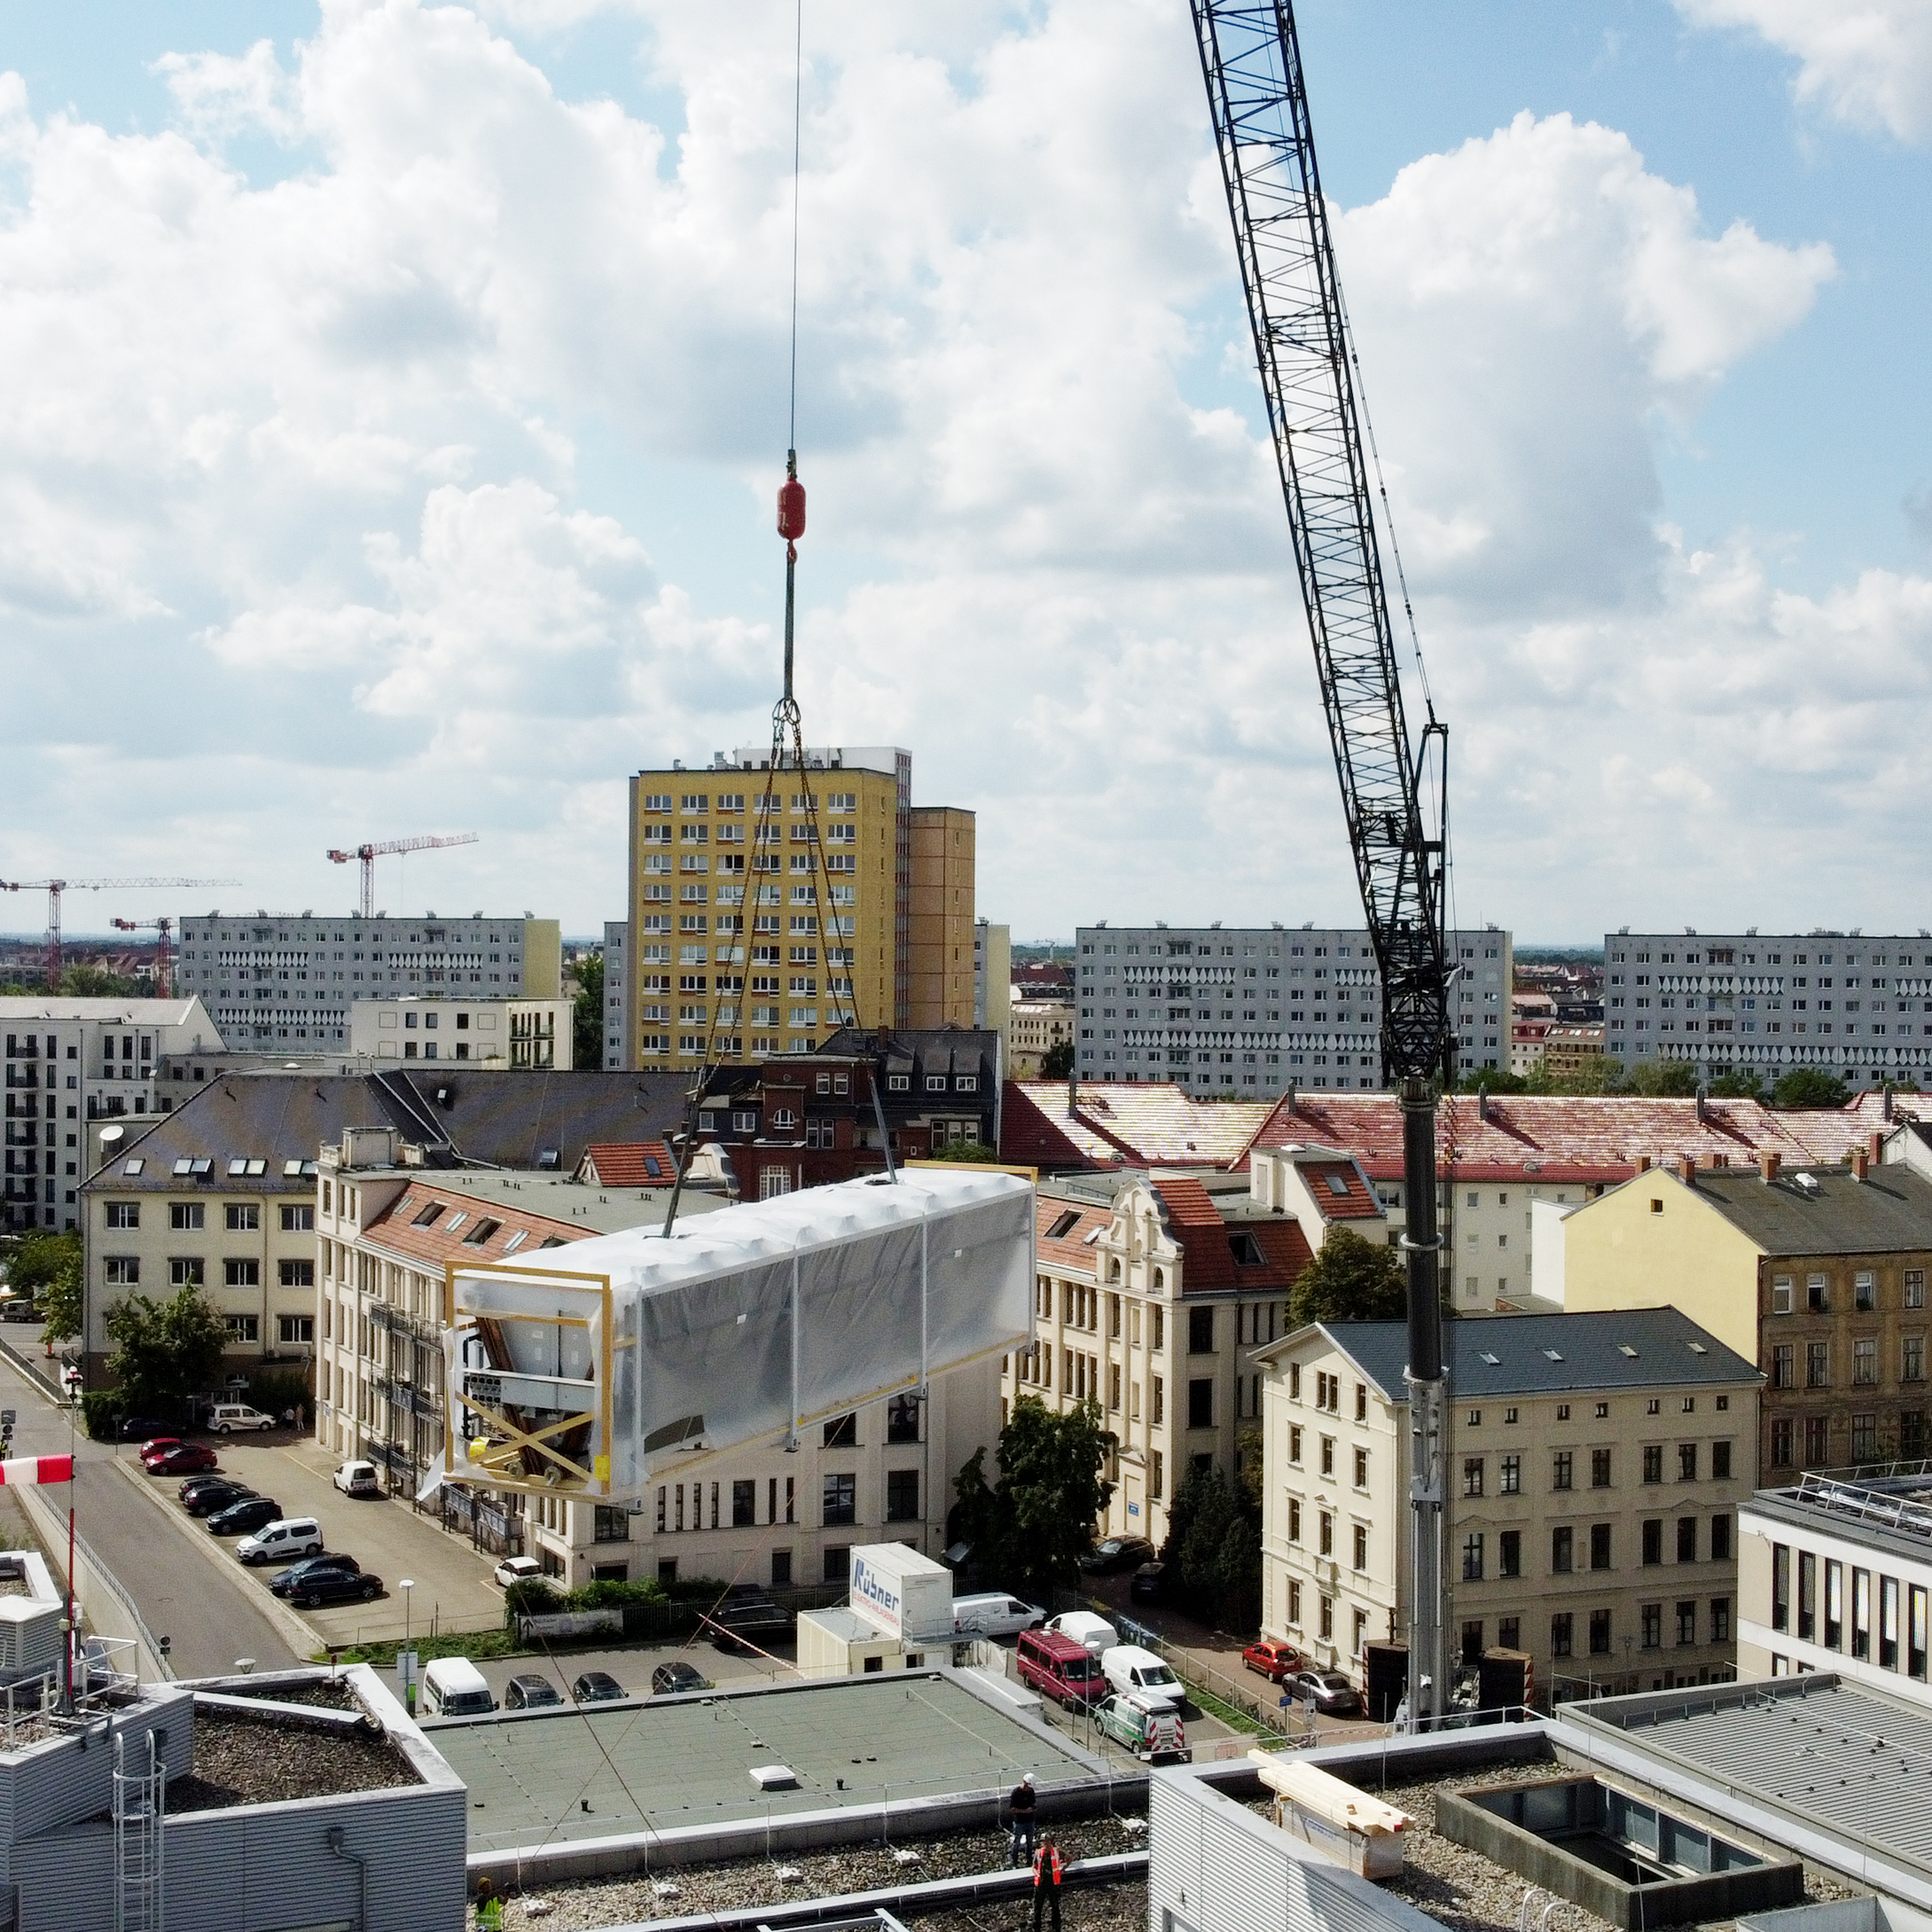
[122,1434,507,1649]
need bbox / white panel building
[1074,921,1514,1092]
[348,996,574,1068]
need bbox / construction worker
[1007,1770,1037,1866]
[1032,1839,1065,1931]
[473,1876,504,1930]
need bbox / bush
[80,1389,124,1441]
[241,1369,312,1419]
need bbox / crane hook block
[777,476,807,544]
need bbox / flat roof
[430,1671,1097,1857]
[1744,1470,1932,1568]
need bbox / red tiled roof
[362,1182,590,1271]
[1001,1082,1275,1169]
[1297,1160,1381,1219]
[579,1141,677,1186]
[1248,1091,1918,1185]
[1035,1195,1113,1271]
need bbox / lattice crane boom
[1192,0,1454,1725]
[325,833,479,919]
[0,877,238,989]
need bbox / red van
[1017,1629,1104,1708]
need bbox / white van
[235,1516,324,1567]
[1100,1643,1185,1710]
[951,1592,1045,1639]
[208,1404,276,1435]
[1045,1611,1118,1658]
[421,1657,497,1717]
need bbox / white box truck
[848,1544,954,1643]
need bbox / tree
[4,1232,82,1338]
[572,950,605,1069]
[1708,1069,1765,1101]
[59,964,145,998]
[1774,1068,1849,1110]
[1039,1040,1075,1080]
[1625,1059,1701,1098]
[951,1396,1115,1602]
[1457,1069,1529,1094]
[1164,1453,1263,1631]
[929,1139,1005,1163]
[1287,1226,1406,1328]
[105,1288,229,1415]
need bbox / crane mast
[1192,0,1454,1725]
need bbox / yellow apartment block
[624,746,976,1072]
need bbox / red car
[143,1442,218,1475]
[1242,1639,1306,1683]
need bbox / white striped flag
[0,1455,74,1486]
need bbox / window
[887,1392,921,1443]
[1498,1529,1521,1578]
[1319,1511,1334,1556]
[1641,1602,1662,1649]
[886,1469,920,1522]
[1590,1523,1612,1570]
[1805,1415,1829,1464]
[223,1258,260,1287]
[1851,1413,1879,1461]
[1551,1613,1573,1659]
[1463,1457,1485,1498]
[1553,1451,1573,1491]
[1592,1448,1612,1489]
[1188,1306,1215,1353]
[1677,1600,1698,1647]
[594,1506,629,1545]
[1711,1596,1732,1644]
[280,1205,314,1232]
[1855,1271,1877,1312]
[105,1257,140,1285]
[1320,1435,1335,1476]
[1353,1523,1369,1571]
[1678,1442,1698,1482]
[1772,1275,1794,1315]
[823,1412,857,1449]
[1912,1584,1928,1680]
[170,1202,204,1231]
[105,1201,139,1229]
[1809,1273,1829,1312]
[1825,1558,1844,1648]
[1909,1269,1927,1310]
[1462,1533,1484,1582]
[1854,1337,1878,1386]
[1677,1517,1697,1563]
[1641,1518,1662,1566]
[1807,1341,1830,1388]
[1500,1454,1520,1494]
[1152,1377,1164,1425]
[1772,1543,1790,1631]
[1772,1344,1795,1389]
[1589,1609,1612,1656]
[1799,1551,1816,1639]
[1883,1574,1901,1669]
[1353,1446,1369,1488]
[1906,1335,1927,1383]
[1188,1380,1213,1429]
[822,1474,856,1526]
[169,1258,205,1287]
[824,1545,850,1586]
[277,1314,313,1344]
[1552,1526,1573,1574]
[1712,1440,1733,1481]
[1771,1417,1794,1467]
[278,1259,315,1288]
[1289,1425,1302,1464]
[224,1204,260,1232]
[223,1313,260,1342]
[461,1216,502,1247]
[1288,1499,1302,1544]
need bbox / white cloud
[0,1,1918,949]
[1675,0,1932,143]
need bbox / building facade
[973,919,1010,1038]
[347,996,575,1068]
[1605,928,1932,1087]
[1254,1310,1760,1701]
[602,920,630,1069]
[1073,923,1514,1092]
[622,747,977,1075]
[175,911,562,1050]
[316,1130,997,1587]
[1007,1000,1075,1080]
[4,997,225,1232]
[1563,1154,1932,1479]
[1740,1469,1932,1696]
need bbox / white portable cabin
[442,1168,1034,1499]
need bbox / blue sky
[0,0,1927,947]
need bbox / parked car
[950,1593,1046,1639]
[1080,1536,1156,1576]
[0,1295,37,1322]
[493,1555,542,1590]
[181,1480,257,1517]
[421,1657,497,1717]
[1044,1612,1118,1659]
[1242,1639,1305,1684]
[1092,1692,1189,1762]
[332,1460,383,1497]
[273,1559,379,1608]
[572,1671,629,1703]
[1017,1629,1105,1708]
[1286,1669,1364,1717]
[651,1661,714,1697]
[1099,1644,1185,1712]
[268,1553,361,1596]
[707,1597,792,1653]
[207,1497,284,1536]
[1129,1561,1166,1606]
[143,1442,217,1475]
[505,1674,563,1710]
[116,1416,176,1443]
[236,1516,324,1567]
[207,1404,276,1435]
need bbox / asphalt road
[0,1346,297,1678]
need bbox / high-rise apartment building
[175,913,562,1050]
[622,747,975,1072]
[1073,922,1513,1093]
[1605,929,1932,1088]
[601,921,630,1070]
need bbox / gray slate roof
[1685,1162,1932,1255]
[87,1069,692,1193]
[1307,1307,1759,1403]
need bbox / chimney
[1695,1087,1708,1124]
[1852,1146,1869,1183]
[1884,1086,1896,1122]
[1637,1154,1651,1173]
[1479,1089,1491,1123]
[1871,1130,1886,1167]
[1678,1154,1696,1185]
[1758,1150,1781,1184]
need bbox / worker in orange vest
[1032,1840,1064,1931]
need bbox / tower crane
[111,919,177,998]
[325,833,479,919]
[0,878,239,991]
[1193,1,1456,1725]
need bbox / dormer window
[1229,1232,1264,1267]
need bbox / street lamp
[400,1579,416,1712]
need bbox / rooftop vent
[1542,1349,1564,1362]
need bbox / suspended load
[442,1167,1034,1499]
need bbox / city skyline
[0,3,1927,938]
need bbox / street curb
[108,1453,321,1665]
